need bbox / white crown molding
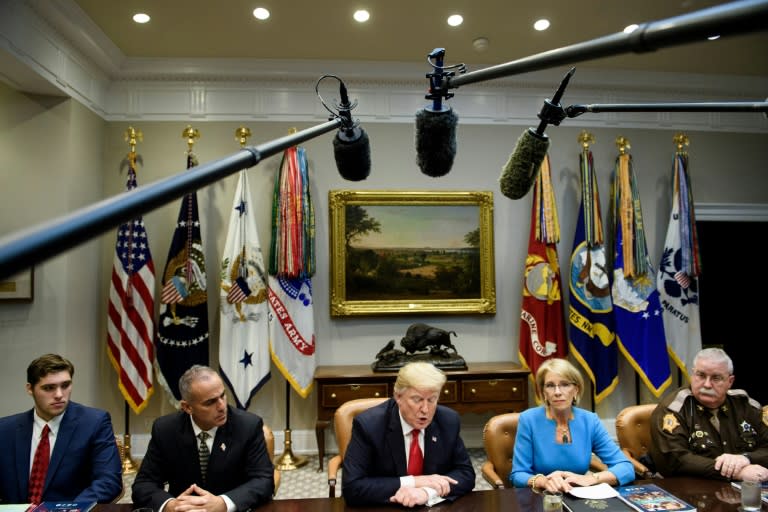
[2,0,767,132]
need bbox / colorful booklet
[731,481,768,504]
[617,484,696,512]
[32,502,96,512]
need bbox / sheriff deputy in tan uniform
[649,348,768,481]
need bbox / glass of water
[741,479,762,512]
[543,490,564,512]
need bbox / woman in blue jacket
[511,358,634,492]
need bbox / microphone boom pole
[0,119,342,281]
[446,0,768,89]
[565,101,768,116]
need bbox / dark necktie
[710,411,720,433]
[198,431,211,483]
[28,424,51,504]
[407,429,423,476]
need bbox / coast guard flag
[156,152,209,404]
[220,170,270,409]
[610,152,671,397]
[657,150,701,376]
[106,159,155,414]
[519,155,567,382]
[569,147,617,404]
[268,145,316,398]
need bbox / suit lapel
[385,404,407,474]
[14,411,34,500]
[423,422,441,474]
[48,403,79,487]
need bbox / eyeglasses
[692,370,730,384]
[543,382,574,392]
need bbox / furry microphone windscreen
[415,108,458,177]
[499,129,550,200]
[333,128,371,181]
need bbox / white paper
[567,483,620,499]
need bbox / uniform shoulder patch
[763,406,768,428]
[662,412,680,433]
[667,388,692,413]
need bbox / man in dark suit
[132,365,273,512]
[342,362,475,507]
[0,354,122,504]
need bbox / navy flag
[155,152,210,404]
[568,140,617,404]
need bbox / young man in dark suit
[0,354,122,504]
[342,362,475,507]
[132,365,274,512]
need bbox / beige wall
[1,80,767,452]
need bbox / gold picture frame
[329,190,496,317]
[0,267,34,302]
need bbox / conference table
[98,477,756,511]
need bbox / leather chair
[262,424,281,495]
[480,412,608,488]
[327,397,388,498]
[615,403,658,479]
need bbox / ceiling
[68,0,768,78]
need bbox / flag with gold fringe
[568,137,617,404]
[106,148,155,414]
[268,144,316,398]
[609,144,671,397]
[156,148,209,404]
[519,155,567,383]
[219,169,270,409]
[657,136,702,376]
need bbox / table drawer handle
[374,392,380,397]
[471,388,476,394]
[331,393,336,398]
[351,385,360,391]
[488,380,498,386]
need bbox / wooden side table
[313,362,529,471]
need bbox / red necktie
[28,424,51,504]
[407,429,423,476]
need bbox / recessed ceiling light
[132,13,150,24]
[252,7,270,20]
[708,34,720,40]
[447,14,463,27]
[533,19,550,31]
[623,24,639,34]
[354,10,370,23]
[473,37,490,52]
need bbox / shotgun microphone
[499,67,575,199]
[415,48,464,177]
[332,80,371,181]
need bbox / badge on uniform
[763,407,768,427]
[662,413,680,433]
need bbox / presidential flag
[519,155,567,382]
[657,146,701,376]
[268,145,316,398]
[156,152,209,404]
[609,151,671,397]
[569,144,617,404]
[219,170,270,409]
[106,156,155,414]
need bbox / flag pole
[275,380,308,470]
[120,400,138,474]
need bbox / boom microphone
[415,48,463,177]
[499,67,574,199]
[332,80,371,181]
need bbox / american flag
[161,275,188,304]
[106,164,156,414]
[226,276,252,304]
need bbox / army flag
[268,145,316,398]
[657,147,702,376]
[609,151,671,397]
[156,152,210,404]
[519,155,567,381]
[106,155,155,414]
[568,144,617,404]
[219,170,270,409]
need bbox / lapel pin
[220,443,226,451]
[432,436,437,442]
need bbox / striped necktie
[198,431,211,483]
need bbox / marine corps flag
[568,133,617,404]
[519,155,567,382]
[609,144,671,397]
[657,135,702,376]
[106,139,155,414]
[268,145,316,398]
[219,169,270,409]
[156,142,209,404]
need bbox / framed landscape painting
[329,190,496,317]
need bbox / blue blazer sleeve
[510,409,537,487]
[588,413,634,485]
